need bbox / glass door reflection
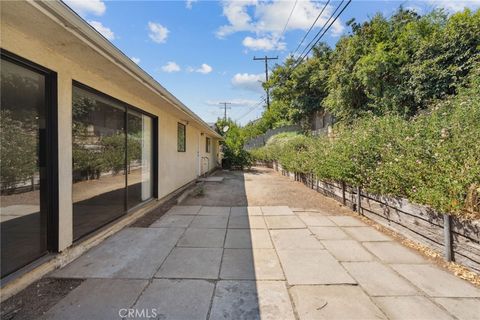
[127,110,153,209]
[0,57,47,277]
[72,86,126,240]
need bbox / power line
[295,0,346,65]
[265,0,351,103]
[297,0,351,65]
[235,97,266,122]
[218,102,232,121]
[279,0,298,40]
[253,56,278,109]
[291,0,331,57]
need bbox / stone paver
[224,229,273,248]
[270,229,324,250]
[309,226,350,240]
[297,214,335,226]
[134,279,214,320]
[189,215,228,228]
[290,285,387,320]
[210,281,295,320]
[220,249,284,280]
[342,261,418,296]
[43,175,477,320]
[177,228,226,248]
[295,208,331,215]
[261,206,294,215]
[42,279,147,320]
[363,241,427,264]
[167,205,201,215]
[374,296,453,320]
[264,216,306,229]
[329,215,366,227]
[53,228,184,279]
[156,247,222,279]
[198,206,230,216]
[434,298,480,320]
[150,214,194,228]
[230,206,263,216]
[391,264,480,297]
[227,215,267,229]
[321,240,374,261]
[277,249,356,285]
[343,226,392,241]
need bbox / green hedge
[250,83,480,219]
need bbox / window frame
[71,81,159,241]
[206,137,211,153]
[0,49,59,278]
[177,122,186,152]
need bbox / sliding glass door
[1,53,56,278]
[127,110,153,209]
[72,83,155,240]
[72,86,126,240]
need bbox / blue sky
[63,0,480,125]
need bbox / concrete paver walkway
[43,169,479,319]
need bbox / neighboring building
[0,0,222,285]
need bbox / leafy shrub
[251,82,480,219]
[222,144,252,170]
[216,119,252,170]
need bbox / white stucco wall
[1,1,221,251]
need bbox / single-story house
[0,0,222,296]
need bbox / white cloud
[88,20,115,40]
[186,0,198,9]
[216,0,345,44]
[161,61,181,73]
[242,36,286,51]
[187,63,214,74]
[430,0,480,12]
[231,73,264,92]
[148,22,169,43]
[64,0,106,16]
[197,63,213,74]
[131,57,141,64]
[216,0,257,38]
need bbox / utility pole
[219,102,232,121]
[253,55,278,109]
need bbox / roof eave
[33,0,223,140]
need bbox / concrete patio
[40,169,480,319]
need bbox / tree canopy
[243,7,479,135]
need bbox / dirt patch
[1,278,84,320]
[183,167,350,216]
[183,170,248,206]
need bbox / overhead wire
[235,97,267,122]
[291,0,331,58]
[294,0,347,66]
[279,0,298,40]
[299,0,352,61]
